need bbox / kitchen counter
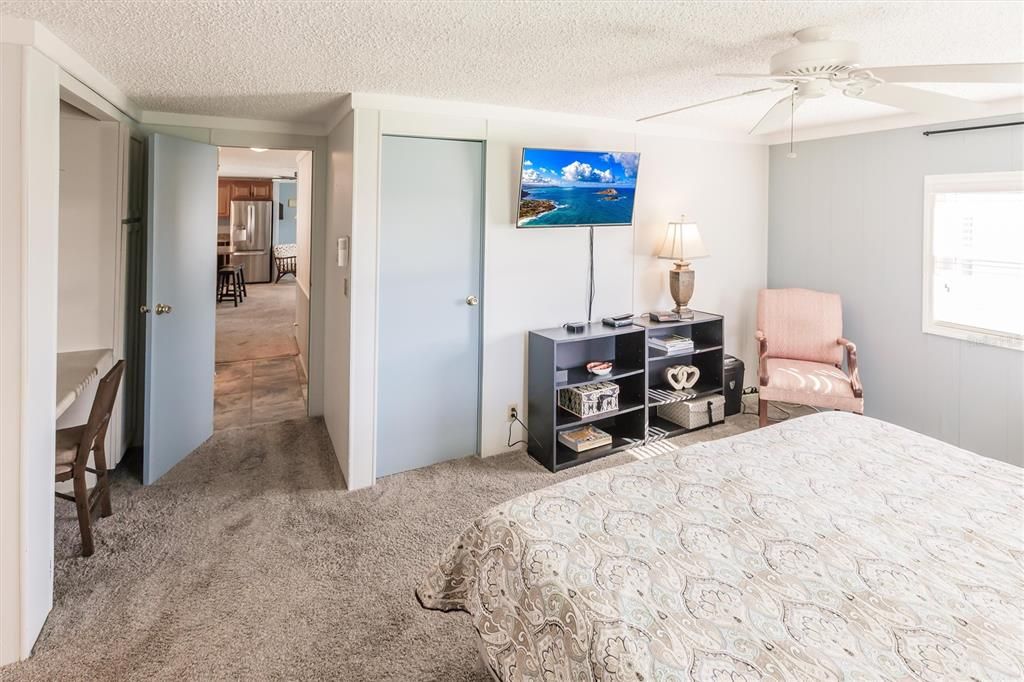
[56,348,113,418]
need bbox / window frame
[921,170,1024,352]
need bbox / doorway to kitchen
[213,147,313,431]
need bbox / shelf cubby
[637,313,725,441]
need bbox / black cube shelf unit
[527,311,725,472]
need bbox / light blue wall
[768,115,1023,467]
[273,180,297,245]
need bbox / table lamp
[658,216,708,318]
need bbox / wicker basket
[558,381,620,418]
[657,394,725,429]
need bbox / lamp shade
[658,217,708,262]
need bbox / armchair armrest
[837,337,862,398]
[755,330,768,387]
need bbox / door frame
[372,132,488,480]
[213,145,315,411]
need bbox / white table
[55,348,113,418]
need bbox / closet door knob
[466,295,479,306]
[139,305,150,314]
[155,303,173,315]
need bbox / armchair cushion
[760,358,864,413]
[757,288,844,365]
[273,243,297,258]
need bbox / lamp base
[668,262,695,317]
[673,306,695,319]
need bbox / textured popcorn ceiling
[3,0,1022,134]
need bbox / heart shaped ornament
[665,365,700,390]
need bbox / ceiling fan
[638,26,1024,136]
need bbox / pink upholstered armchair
[755,288,863,427]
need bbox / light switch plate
[337,236,349,267]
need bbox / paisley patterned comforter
[417,412,1024,681]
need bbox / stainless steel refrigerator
[229,200,272,283]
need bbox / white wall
[57,116,119,352]
[336,102,768,489]
[633,135,768,376]
[0,43,61,665]
[768,115,1023,466]
[323,111,355,481]
[477,120,636,459]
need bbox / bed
[417,412,1023,681]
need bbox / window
[923,171,1024,351]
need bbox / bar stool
[217,265,244,306]
[236,263,248,300]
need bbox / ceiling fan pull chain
[787,88,797,159]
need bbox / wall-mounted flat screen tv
[516,148,640,228]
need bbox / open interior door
[143,133,218,483]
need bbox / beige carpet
[216,281,300,364]
[1,398,810,681]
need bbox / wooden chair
[55,360,125,557]
[755,288,863,427]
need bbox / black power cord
[507,412,545,451]
[587,226,595,322]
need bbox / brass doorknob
[466,295,479,306]
[155,303,173,315]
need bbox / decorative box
[657,394,725,429]
[558,381,619,418]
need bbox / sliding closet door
[377,136,484,478]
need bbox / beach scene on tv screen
[518,149,639,227]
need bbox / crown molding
[323,94,354,134]
[139,110,326,137]
[348,92,758,144]
[2,16,142,121]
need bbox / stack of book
[558,425,613,452]
[649,334,695,355]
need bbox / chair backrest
[76,360,126,466]
[757,288,844,365]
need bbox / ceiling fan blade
[850,83,988,118]
[637,87,782,122]
[749,92,804,135]
[857,63,1024,84]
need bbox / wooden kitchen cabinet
[250,181,272,199]
[229,182,252,200]
[221,178,273,203]
[217,182,231,217]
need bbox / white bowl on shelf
[586,361,613,376]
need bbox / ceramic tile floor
[214,356,308,431]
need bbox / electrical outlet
[508,404,518,422]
